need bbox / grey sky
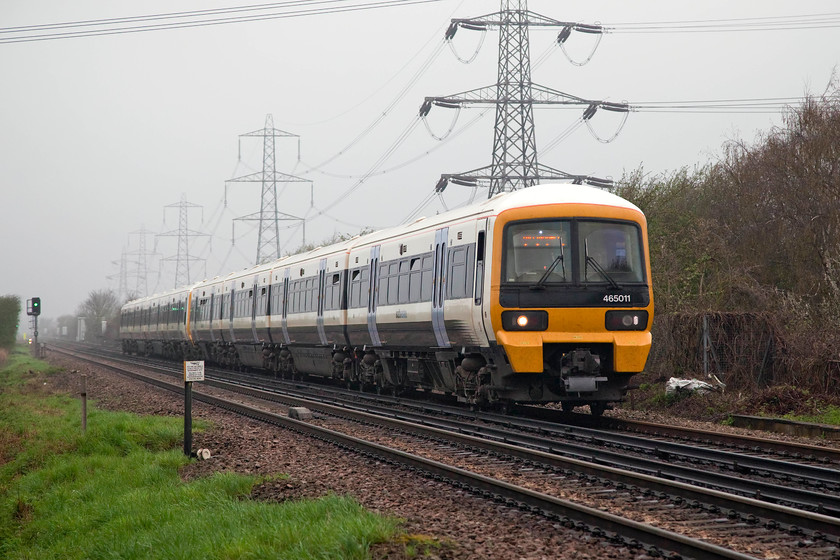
[2,0,838,326]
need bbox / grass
[783,406,840,426]
[0,346,399,559]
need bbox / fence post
[81,375,87,433]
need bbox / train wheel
[589,402,606,417]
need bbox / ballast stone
[288,407,313,420]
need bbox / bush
[618,85,840,397]
[0,296,21,351]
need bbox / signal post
[26,297,41,358]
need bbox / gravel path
[43,353,659,560]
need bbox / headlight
[502,310,548,331]
[605,310,648,331]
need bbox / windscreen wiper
[531,244,566,290]
[584,240,621,290]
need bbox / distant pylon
[158,194,208,288]
[108,248,129,303]
[226,114,313,264]
[422,0,622,197]
[127,225,159,298]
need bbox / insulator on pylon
[445,22,459,40]
[450,176,477,187]
[575,23,604,34]
[557,26,572,44]
[586,176,614,189]
[582,102,599,120]
[434,100,462,109]
[600,101,630,113]
[434,176,449,192]
[419,100,433,117]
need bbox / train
[119,183,653,414]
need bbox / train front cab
[486,191,654,413]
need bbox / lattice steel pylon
[127,225,159,298]
[422,0,622,197]
[158,194,208,288]
[226,114,313,264]
[492,3,537,195]
[108,247,129,303]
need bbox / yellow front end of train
[487,195,654,412]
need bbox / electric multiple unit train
[120,183,653,414]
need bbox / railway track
[49,345,840,559]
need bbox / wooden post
[182,361,204,458]
[81,374,87,433]
[184,381,192,457]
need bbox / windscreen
[503,221,571,283]
[503,219,645,285]
[577,221,644,284]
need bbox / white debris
[665,377,718,395]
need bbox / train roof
[343,182,641,249]
[121,183,641,310]
[490,182,642,214]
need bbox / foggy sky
[2,0,838,333]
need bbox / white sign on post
[184,360,205,382]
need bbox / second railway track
[51,344,840,560]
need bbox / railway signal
[26,297,41,358]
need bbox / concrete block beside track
[289,407,313,421]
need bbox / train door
[281,268,291,344]
[209,292,217,343]
[316,258,328,345]
[432,227,451,348]
[250,275,260,344]
[226,286,235,343]
[367,245,382,346]
[480,216,498,342]
[264,283,274,344]
[472,222,491,345]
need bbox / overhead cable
[303,115,422,220]
[0,0,444,44]
[605,12,840,34]
[299,40,447,173]
[630,96,809,113]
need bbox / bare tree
[76,289,121,340]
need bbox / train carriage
[121,183,653,413]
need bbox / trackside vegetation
[615,84,840,397]
[0,347,398,559]
[0,295,21,352]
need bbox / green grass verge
[0,346,398,559]
[783,406,840,426]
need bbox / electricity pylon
[158,194,208,288]
[108,248,129,303]
[226,114,313,264]
[422,0,624,197]
[127,225,159,298]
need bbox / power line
[604,12,840,33]
[630,96,811,114]
[0,0,443,44]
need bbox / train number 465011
[603,294,631,303]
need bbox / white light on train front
[502,310,548,331]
